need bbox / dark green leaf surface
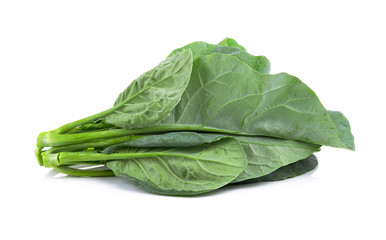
[160,53,354,150]
[106,138,247,195]
[169,41,270,73]
[104,50,193,129]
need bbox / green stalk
[43,150,203,168]
[65,124,114,134]
[35,147,44,166]
[35,124,247,165]
[50,107,117,134]
[44,151,161,167]
[37,129,133,147]
[45,135,143,154]
[37,124,239,148]
[53,165,115,177]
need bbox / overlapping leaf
[106,138,247,195]
[105,132,320,183]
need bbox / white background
[1,0,385,239]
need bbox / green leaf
[169,41,270,73]
[218,37,247,51]
[160,53,354,150]
[106,138,247,195]
[232,154,318,184]
[105,132,320,183]
[105,49,193,129]
[232,136,319,182]
[46,50,193,136]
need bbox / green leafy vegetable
[35,38,354,196]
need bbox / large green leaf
[104,49,193,129]
[104,132,320,183]
[159,53,354,150]
[232,154,318,184]
[105,138,247,195]
[169,41,270,73]
[218,37,247,51]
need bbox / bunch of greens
[35,38,354,196]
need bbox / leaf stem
[53,165,115,177]
[44,152,160,166]
[37,129,133,147]
[45,135,143,154]
[50,107,116,134]
[37,124,236,148]
[35,147,44,166]
[44,149,218,168]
